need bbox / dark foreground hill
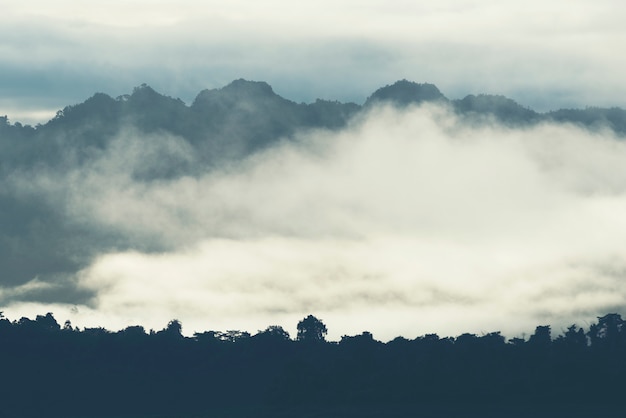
[1,312,626,417]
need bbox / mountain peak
[223,79,275,96]
[365,80,447,107]
[192,79,280,109]
[130,83,158,97]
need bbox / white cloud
[7,104,625,340]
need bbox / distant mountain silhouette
[3,79,625,171]
[3,79,359,171]
[360,79,626,132]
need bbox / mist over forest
[2,79,626,340]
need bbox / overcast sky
[2,0,626,124]
[2,1,626,341]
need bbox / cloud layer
[4,104,626,340]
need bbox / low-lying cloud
[5,104,626,340]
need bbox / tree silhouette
[529,325,551,347]
[256,325,290,341]
[559,324,587,349]
[155,319,183,341]
[297,315,327,343]
[588,313,625,350]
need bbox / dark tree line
[1,311,626,417]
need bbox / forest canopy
[1,311,625,417]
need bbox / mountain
[3,79,626,164]
[4,78,626,179]
[362,80,626,132]
[1,80,361,172]
[3,77,626,189]
[546,106,626,134]
[2,78,626,305]
[452,94,540,125]
[0,80,364,288]
[364,80,447,107]
[189,79,360,156]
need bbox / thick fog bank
[3,103,626,340]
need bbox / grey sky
[2,0,626,124]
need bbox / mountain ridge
[3,78,626,179]
[3,78,626,131]
[3,78,626,177]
